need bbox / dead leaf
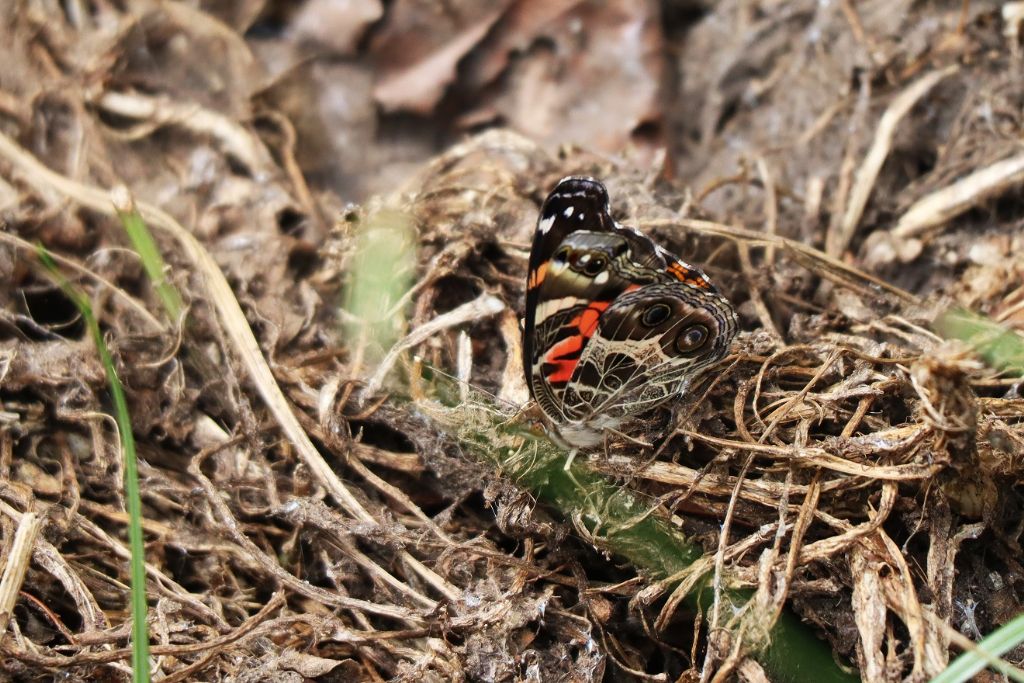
[277,649,345,677]
[292,0,383,56]
[371,1,511,113]
[463,0,666,152]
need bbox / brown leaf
[372,3,507,113]
[277,650,345,677]
[292,0,383,56]
[463,0,666,152]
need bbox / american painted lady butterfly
[523,177,738,449]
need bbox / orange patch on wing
[544,335,584,383]
[542,300,611,384]
[546,334,583,361]
[572,300,610,337]
[528,262,548,289]
[667,261,710,288]
[545,358,578,384]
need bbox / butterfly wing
[561,281,738,423]
[523,176,738,435]
[524,177,619,418]
[524,177,612,373]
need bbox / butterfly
[522,176,738,449]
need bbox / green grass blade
[517,433,856,683]
[36,244,151,682]
[113,190,184,323]
[930,612,1024,683]
[342,209,416,364]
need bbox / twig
[364,292,505,397]
[831,66,958,256]
[825,74,870,258]
[755,157,778,266]
[700,451,755,682]
[640,217,920,306]
[893,152,1024,238]
[0,512,44,638]
[736,241,782,340]
[91,90,273,176]
[676,430,941,480]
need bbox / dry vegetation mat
[2,2,1024,682]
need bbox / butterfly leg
[563,448,578,472]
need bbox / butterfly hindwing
[560,281,738,421]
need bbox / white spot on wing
[593,271,609,285]
[563,206,574,218]
[538,215,555,234]
[534,296,584,325]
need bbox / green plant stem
[463,422,858,683]
[37,246,151,682]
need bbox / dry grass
[2,2,1024,681]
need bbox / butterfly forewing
[524,178,619,413]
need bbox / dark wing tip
[552,175,607,194]
[540,176,611,221]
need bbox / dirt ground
[2,0,1024,681]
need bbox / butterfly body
[523,177,738,448]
